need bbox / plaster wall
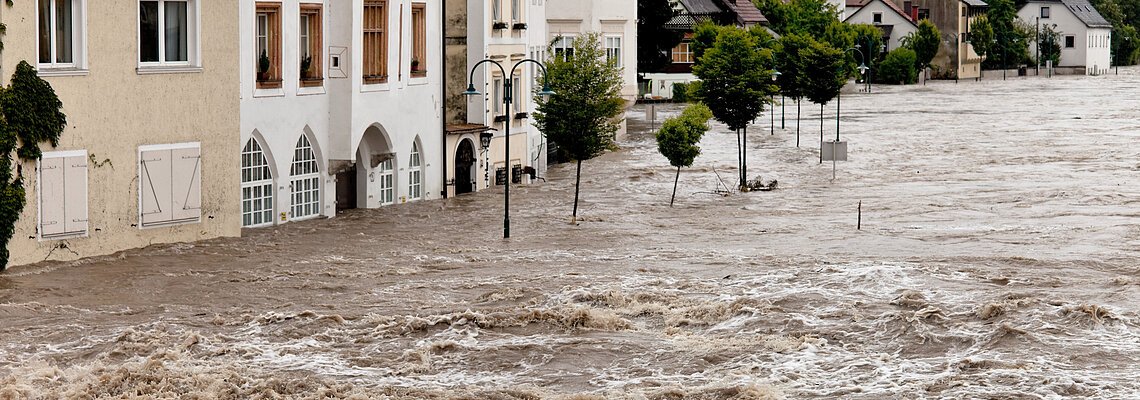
[846,1,917,51]
[1018,3,1112,74]
[2,0,241,268]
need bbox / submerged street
[3,71,1140,398]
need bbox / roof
[1060,0,1113,27]
[961,0,988,7]
[720,0,769,25]
[847,0,869,7]
[445,123,493,136]
[843,0,917,26]
[680,0,723,14]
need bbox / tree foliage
[637,0,684,74]
[534,32,624,221]
[982,0,1030,69]
[757,0,841,37]
[774,33,811,103]
[969,16,996,61]
[801,39,846,106]
[1091,0,1140,65]
[1036,23,1062,66]
[877,47,918,84]
[693,28,776,131]
[902,20,941,71]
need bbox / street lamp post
[838,47,868,142]
[771,70,781,135]
[463,59,554,239]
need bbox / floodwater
[3,69,1140,399]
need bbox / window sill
[137,66,203,75]
[257,80,284,89]
[36,67,89,77]
[409,76,429,86]
[363,76,389,85]
[410,71,427,78]
[297,85,326,96]
[40,231,89,241]
[300,78,324,88]
[254,87,286,98]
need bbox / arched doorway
[454,139,476,195]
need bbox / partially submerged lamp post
[463,59,554,239]
[771,70,781,135]
[838,47,869,142]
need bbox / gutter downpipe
[441,0,449,199]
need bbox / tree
[690,20,726,67]
[1037,23,1062,67]
[877,47,918,84]
[982,0,1029,69]
[902,20,941,75]
[848,24,886,80]
[656,104,713,206]
[774,33,811,147]
[534,33,625,223]
[693,27,776,189]
[758,0,842,37]
[637,0,684,74]
[799,39,846,163]
[1,61,68,269]
[969,16,996,62]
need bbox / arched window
[408,141,422,200]
[241,138,274,227]
[290,135,320,220]
[379,158,394,205]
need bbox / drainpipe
[441,0,449,198]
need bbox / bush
[876,48,917,84]
[672,82,690,102]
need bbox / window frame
[408,142,422,201]
[254,2,283,89]
[605,35,622,67]
[512,74,523,114]
[378,158,395,205]
[241,138,275,228]
[493,0,502,22]
[511,0,521,22]
[290,135,321,221]
[672,41,693,64]
[492,76,504,118]
[137,0,201,71]
[299,3,324,87]
[411,3,427,78]
[1064,35,1075,48]
[363,0,390,84]
[1040,6,1050,18]
[36,0,87,72]
[553,35,575,61]
[872,12,882,24]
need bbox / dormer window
[873,12,882,24]
[1040,6,1050,18]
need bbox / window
[605,36,622,67]
[139,0,196,66]
[1065,35,1075,48]
[255,3,282,89]
[1040,6,1050,18]
[872,12,882,24]
[512,75,522,114]
[363,0,388,84]
[241,138,274,227]
[917,8,929,20]
[38,0,84,69]
[378,158,395,205]
[493,76,504,119]
[672,42,693,63]
[291,135,321,220]
[493,0,502,21]
[512,0,521,22]
[411,3,426,77]
[408,142,422,200]
[553,35,575,61]
[300,4,323,86]
[140,143,201,228]
[38,150,88,239]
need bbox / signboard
[495,167,507,185]
[822,140,847,161]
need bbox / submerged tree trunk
[671,166,680,207]
[796,100,801,147]
[736,128,743,188]
[819,103,824,164]
[742,126,748,187]
[572,159,582,223]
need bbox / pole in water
[857,201,862,230]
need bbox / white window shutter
[140,149,173,226]
[170,147,202,222]
[63,154,89,235]
[39,157,66,238]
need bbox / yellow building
[2,0,240,268]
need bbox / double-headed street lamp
[838,47,868,142]
[463,59,554,239]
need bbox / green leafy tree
[983,0,1030,69]
[637,0,684,74]
[759,0,841,37]
[1037,24,1062,66]
[534,33,625,223]
[774,33,811,146]
[902,20,941,74]
[656,103,713,206]
[1091,0,1140,65]
[848,23,886,79]
[0,61,68,269]
[691,20,726,66]
[877,47,918,84]
[799,39,846,163]
[693,27,776,188]
[969,16,996,62]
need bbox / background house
[4,0,241,268]
[1018,0,1112,75]
[845,0,918,52]
[893,0,987,79]
[240,0,444,229]
[641,0,769,99]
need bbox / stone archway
[454,139,476,195]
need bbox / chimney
[912,7,919,21]
[904,1,912,14]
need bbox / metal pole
[503,78,511,239]
[1036,17,1040,76]
[836,90,840,142]
[770,95,774,134]
[781,94,785,129]
[441,0,449,199]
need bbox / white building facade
[1018,0,1112,75]
[844,0,918,52]
[239,0,444,228]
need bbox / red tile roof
[720,0,769,25]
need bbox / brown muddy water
[4,71,1140,399]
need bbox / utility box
[822,140,847,161]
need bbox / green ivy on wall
[0,1,71,269]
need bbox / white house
[845,0,917,53]
[546,0,638,137]
[1018,0,1112,75]
[239,0,444,228]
